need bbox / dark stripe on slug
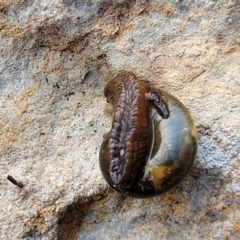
[109,74,141,183]
[145,90,170,119]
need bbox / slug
[100,71,169,187]
[100,71,198,198]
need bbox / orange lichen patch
[0,84,38,145]
[0,0,25,10]
[15,84,38,115]
[0,0,10,10]
[222,45,240,54]
[155,5,174,17]
[233,222,240,232]
[0,21,26,38]
[215,201,230,212]
[0,124,28,145]
[24,205,56,234]
[188,9,202,20]
[95,9,121,37]
[38,205,56,220]
[51,67,68,76]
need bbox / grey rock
[0,0,240,239]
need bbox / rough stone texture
[0,0,240,239]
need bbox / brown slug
[100,71,169,188]
[99,71,198,198]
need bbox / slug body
[100,71,169,187]
[100,71,198,198]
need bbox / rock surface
[0,0,240,239]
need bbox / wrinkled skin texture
[100,71,169,187]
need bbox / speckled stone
[0,0,240,239]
